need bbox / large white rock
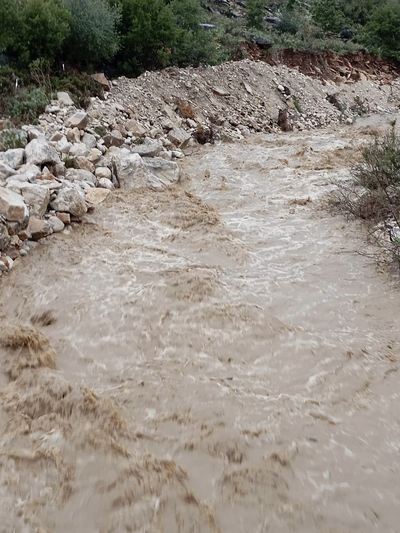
[67,111,88,130]
[144,157,180,186]
[98,177,113,190]
[95,167,111,180]
[0,161,17,179]
[21,217,52,241]
[66,168,97,184]
[69,143,89,157]
[25,137,61,166]
[19,183,50,217]
[131,139,163,157]
[114,153,163,190]
[5,148,25,169]
[82,133,97,150]
[0,188,29,223]
[50,188,88,218]
[57,92,74,106]
[167,128,191,148]
[125,119,147,136]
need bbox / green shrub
[362,0,400,60]
[312,0,348,33]
[246,0,265,30]
[275,9,301,35]
[0,0,19,53]
[0,130,27,151]
[61,0,121,64]
[18,0,71,64]
[117,0,178,75]
[7,87,49,124]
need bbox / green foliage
[275,9,301,35]
[19,0,71,63]
[7,87,49,124]
[0,0,71,64]
[363,0,400,60]
[354,125,400,193]
[116,0,217,76]
[61,0,121,64]
[0,130,27,151]
[0,0,18,53]
[311,0,347,33]
[246,0,265,30]
[117,0,178,75]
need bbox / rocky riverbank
[1,58,400,274]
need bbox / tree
[312,0,347,33]
[0,0,20,54]
[170,0,217,66]
[363,0,400,60]
[61,0,121,64]
[117,0,178,76]
[19,0,71,63]
[246,0,265,30]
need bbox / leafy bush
[275,9,301,35]
[0,0,18,54]
[311,0,348,33]
[117,0,178,75]
[246,0,265,30]
[0,130,27,151]
[336,124,400,267]
[7,87,49,123]
[362,0,400,60]
[18,0,71,64]
[61,0,121,64]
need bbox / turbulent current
[1,119,400,533]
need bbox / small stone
[57,92,74,106]
[85,188,110,205]
[66,169,97,185]
[0,161,17,178]
[49,132,64,142]
[50,188,88,218]
[97,177,113,190]
[66,128,81,143]
[131,138,163,157]
[95,167,111,180]
[48,215,65,233]
[167,128,191,149]
[69,143,89,157]
[104,130,124,148]
[67,111,88,130]
[125,119,147,136]
[87,148,102,163]
[144,157,180,185]
[76,156,95,173]
[19,183,50,217]
[56,212,71,224]
[82,133,97,149]
[212,86,230,97]
[91,73,110,91]
[20,217,53,241]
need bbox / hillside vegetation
[1,0,400,123]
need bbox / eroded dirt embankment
[1,117,400,532]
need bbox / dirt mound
[247,48,400,85]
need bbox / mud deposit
[1,120,400,532]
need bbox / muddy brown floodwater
[1,119,400,533]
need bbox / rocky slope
[1,58,400,273]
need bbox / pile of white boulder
[0,91,185,273]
